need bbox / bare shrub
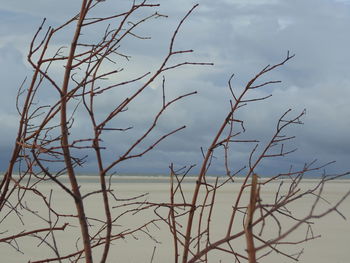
[0,1,349,263]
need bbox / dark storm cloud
[0,45,29,170]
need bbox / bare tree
[0,1,211,262]
[0,1,349,263]
[161,53,350,263]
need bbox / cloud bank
[0,0,349,176]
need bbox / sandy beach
[1,176,349,263]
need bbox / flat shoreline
[2,173,350,184]
[0,176,349,263]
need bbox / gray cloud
[0,0,349,176]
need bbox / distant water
[1,173,349,185]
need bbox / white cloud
[277,17,294,30]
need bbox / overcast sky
[0,0,349,176]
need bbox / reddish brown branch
[0,224,68,243]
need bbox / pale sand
[1,177,349,262]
